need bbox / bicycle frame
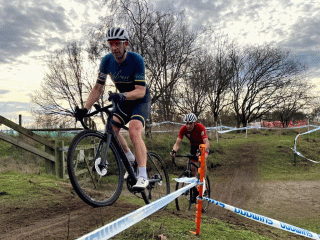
[175,154,200,176]
[79,103,138,184]
[174,153,210,212]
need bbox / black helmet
[106,27,129,41]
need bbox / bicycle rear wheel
[143,152,170,204]
[67,130,123,207]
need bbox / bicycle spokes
[67,131,123,207]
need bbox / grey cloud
[0,90,10,95]
[0,101,32,114]
[152,0,269,31]
[152,0,320,78]
[0,0,72,64]
[278,7,320,71]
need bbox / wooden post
[19,115,22,126]
[215,122,218,143]
[55,140,65,179]
[45,140,56,175]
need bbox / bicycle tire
[67,130,124,207]
[142,152,170,204]
[202,176,210,212]
[175,171,192,211]
[175,172,211,212]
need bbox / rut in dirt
[207,143,259,221]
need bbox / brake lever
[93,104,101,111]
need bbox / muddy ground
[1,144,319,240]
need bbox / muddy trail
[0,182,141,240]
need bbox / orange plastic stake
[191,144,206,236]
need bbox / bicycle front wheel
[67,130,123,207]
[175,172,211,212]
[202,176,211,212]
[143,152,170,204]
[175,171,192,212]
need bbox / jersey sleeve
[199,123,208,139]
[134,54,146,86]
[178,126,186,139]
[96,55,110,85]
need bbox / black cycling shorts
[113,100,151,127]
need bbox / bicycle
[173,154,210,212]
[67,101,170,207]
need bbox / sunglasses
[108,40,125,48]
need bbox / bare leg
[112,116,130,153]
[128,120,146,168]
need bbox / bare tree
[174,50,211,118]
[31,42,105,125]
[274,77,314,127]
[146,12,199,121]
[207,39,236,124]
[230,45,306,128]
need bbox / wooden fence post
[45,139,56,175]
[55,140,65,179]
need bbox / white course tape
[203,197,320,240]
[77,177,198,240]
[173,177,198,183]
[292,126,320,164]
[291,148,320,164]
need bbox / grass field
[0,127,319,239]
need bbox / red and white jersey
[178,123,208,146]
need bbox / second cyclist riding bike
[173,153,211,212]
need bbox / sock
[138,167,148,179]
[125,150,135,165]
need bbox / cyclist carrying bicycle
[74,27,151,190]
[170,113,210,176]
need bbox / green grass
[0,171,59,203]
[0,141,16,157]
[113,214,272,240]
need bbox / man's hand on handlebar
[170,150,177,166]
[108,92,126,103]
[74,107,88,120]
[196,149,201,157]
[170,149,176,157]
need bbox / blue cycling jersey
[97,51,151,126]
[98,52,149,102]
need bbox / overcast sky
[1,0,320,128]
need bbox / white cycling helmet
[106,27,129,41]
[183,113,197,123]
